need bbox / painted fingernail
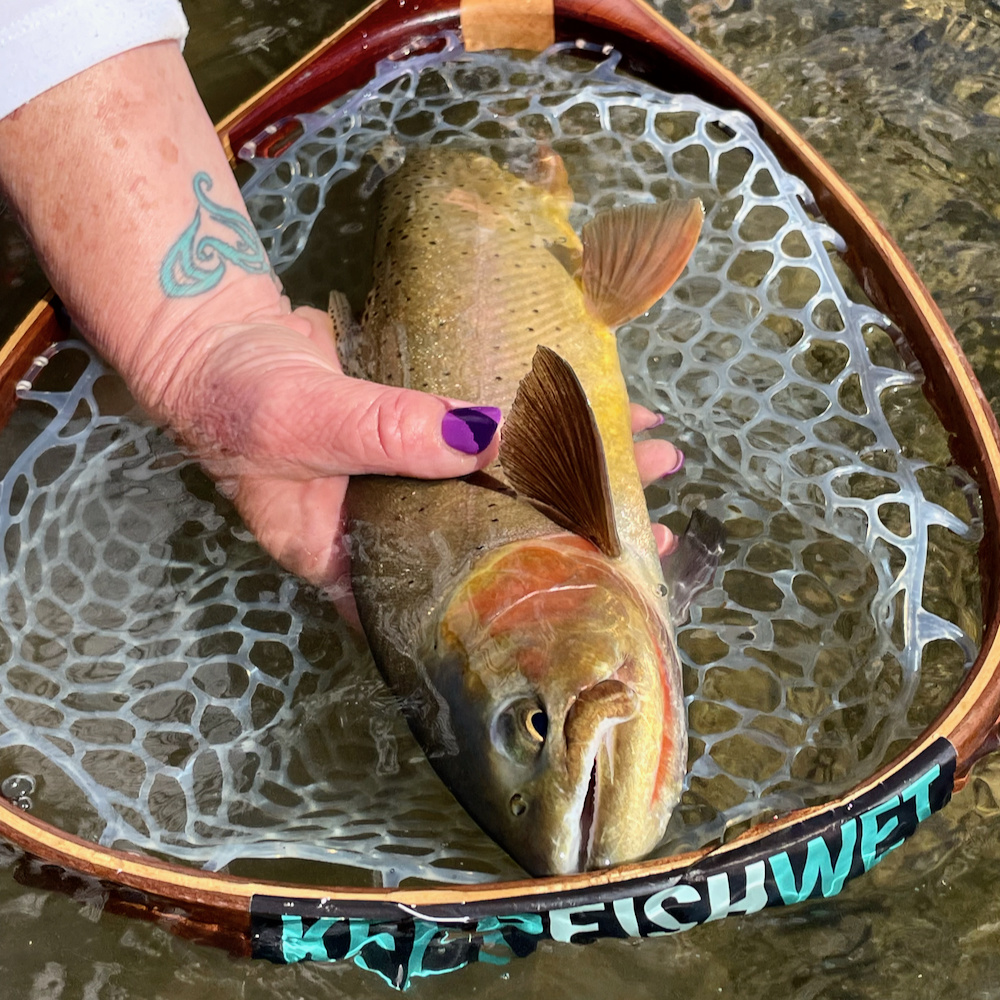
[650,413,665,428]
[442,406,502,455]
[664,449,685,476]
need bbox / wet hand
[630,402,684,558]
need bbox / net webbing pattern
[0,36,982,882]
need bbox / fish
[337,146,725,876]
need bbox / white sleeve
[0,0,190,120]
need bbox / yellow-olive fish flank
[343,147,721,876]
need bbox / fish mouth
[564,676,640,872]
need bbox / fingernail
[442,406,502,455]
[664,449,685,476]
[650,413,665,428]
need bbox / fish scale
[361,148,658,569]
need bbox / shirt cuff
[0,0,190,120]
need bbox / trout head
[426,536,685,876]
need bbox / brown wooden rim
[2,0,999,942]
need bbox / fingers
[234,471,350,585]
[632,405,681,557]
[634,438,684,486]
[651,522,677,557]
[630,402,664,434]
[231,469,364,630]
[630,403,684,485]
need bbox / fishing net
[0,35,982,884]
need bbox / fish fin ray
[463,469,517,498]
[328,289,365,374]
[499,345,621,558]
[664,509,726,623]
[581,200,704,328]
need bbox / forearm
[0,40,287,417]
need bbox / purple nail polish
[442,406,502,455]
[664,449,685,476]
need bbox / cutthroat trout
[340,147,724,876]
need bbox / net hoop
[1,0,998,978]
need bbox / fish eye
[493,698,548,763]
[510,793,528,817]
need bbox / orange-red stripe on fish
[650,631,682,808]
[445,535,606,636]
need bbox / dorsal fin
[581,199,704,328]
[499,346,621,558]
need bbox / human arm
[0,39,507,597]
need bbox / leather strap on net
[460,0,555,52]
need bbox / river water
[2,0,1000,996]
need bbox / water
[1,0,1000,995]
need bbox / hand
[631,403,684,558]
[155,305,683,614]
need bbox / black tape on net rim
[248,738,955,985]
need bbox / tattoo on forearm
[160,172,270,296]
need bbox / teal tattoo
[160,172,270,296]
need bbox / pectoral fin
[328,290,359,339]
[328,290,365,374]
[664,508,726,623]
[581,200,704,329]
[499,346,621,558]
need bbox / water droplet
[1,774,35,800]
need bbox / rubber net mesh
[0,37,983,885]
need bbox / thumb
[306,374,502,477]
[176,320,502,481]
[287,304,503,476]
